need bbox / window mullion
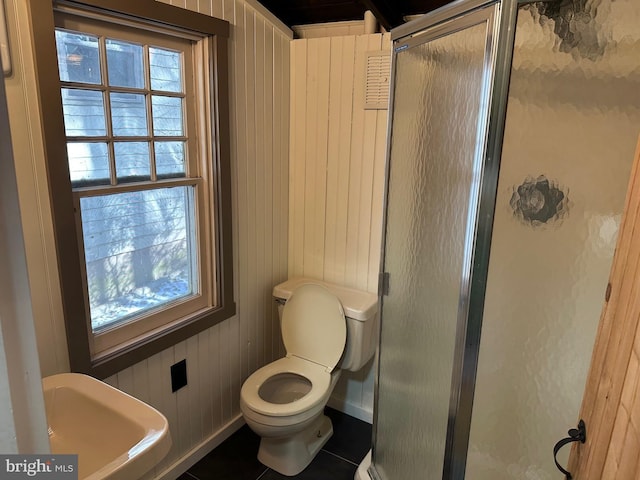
[144,44,158,182]
[98,34,117,186]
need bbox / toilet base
[257,413,333,476]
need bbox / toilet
[240,277,378,476]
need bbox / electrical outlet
[171,359,187,392]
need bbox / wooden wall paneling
[223,0,235,32]
[290,39,307,278]
[197,0,212,16]
[271,34,283,360]
[103,375,118,388]
[196,330,213,436]
[311,37,331,281]
[217,321,231,423]
[173,341,191,455]
[344,35,367,289]
[185,335,203,448]
[226,0,244,425]
[302,39,320,279]
[115,367,133,395]
[274,32,289,361]
[323,36,344,286]
[243,4,258,378]
[232,0,249,383]
[131,358,151,405]
[263,20,275,364]
[142,354,161,478]
[255,15,267,370]
[208,323,223,430]
[157,347,179,468]
[333,36,357,287]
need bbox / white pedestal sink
[43,373,171,480]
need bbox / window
[30,1,234,377]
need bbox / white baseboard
[155,414,245,480]
[355,450,372,480]
[327,396,373,424]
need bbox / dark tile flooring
[179,408,371,480]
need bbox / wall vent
[364,51,391,110]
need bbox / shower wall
[467,1,640,478]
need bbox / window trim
[29,0,234,378]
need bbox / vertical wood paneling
[197,0,212,16]
[197,330,213,434]
[289,40,307,278]
[173,341,191,454]
[303,39,320,279]
[243,6,258,378]
[274,33,288,360]
[226,0,247,389]
[323,37,344,284]
[288,33,390,421]
[255,16,267,371]
[263,21,275,364]
[333,36,357,286]
[7,0,290,473]
[41,0,288,475]
[185,335,203,447]
[208,324,222,430]
[344,35,367,288]
[157,348,179,469]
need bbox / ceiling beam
[361,0,405,30]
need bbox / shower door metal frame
[370,0,524,478]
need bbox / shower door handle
[553,419,586,479]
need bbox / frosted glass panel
[375,18,491,480]
[467,1,640,479]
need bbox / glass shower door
[466,1,640,478]
[372,4,499,479]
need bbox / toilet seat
[281,283,347,372]
[241,356,332,417]
[241,284,347,418]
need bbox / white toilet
[240,277,378,476]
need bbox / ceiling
[258,0,452,32]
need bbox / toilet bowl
[240,278,378,476]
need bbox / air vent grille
[364,51,391,110]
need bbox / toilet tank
[273,278,378,372]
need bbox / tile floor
[178,408,371,480]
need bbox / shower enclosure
[372,0,640,479]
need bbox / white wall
[0,52,49,455]
[289,33,391,421]
[293,20,367,39]
[5,0,290,476]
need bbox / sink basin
[43,373,171,480]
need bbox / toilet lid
[281,283,346,372]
